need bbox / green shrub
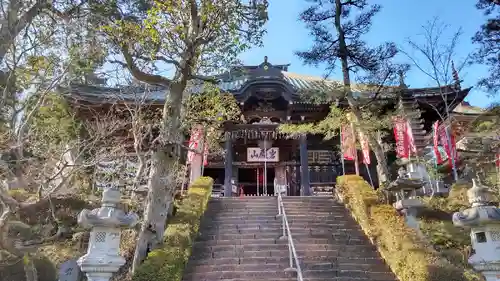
[132,177,213,281]
[336,175,480,281]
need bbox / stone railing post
[453,179,500,281]
[77,186,139,281]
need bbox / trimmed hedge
[132,177,213,281]
[336,175,480,281]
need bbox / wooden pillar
[295,164,301,196]
[300,134,311,196]
[224,137,233,197]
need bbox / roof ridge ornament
[262,56,270,71]
[451,60,462,90]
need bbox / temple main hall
[62,57,471,196]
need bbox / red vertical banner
[341,125,356,161]
[438,124,457,167]
[433,121,443,164]
[495,149,500,168]
[392,116,409,158]
[406,121,417,155]
[393,116,417,158]
[358,131,371,165]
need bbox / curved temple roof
[61,57,470,106]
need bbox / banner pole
[365,163,374,187]
[350,122,360,176]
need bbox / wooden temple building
[61,57,473,196]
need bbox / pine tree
[473,0,500,95]
[296,0,405,184]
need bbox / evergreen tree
[294,0,405,184]
[473,0,500,95]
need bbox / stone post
[453,179,500,281]
[77,187,139,281]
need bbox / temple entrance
[238,167,275,196]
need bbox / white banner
[247,147,279,162]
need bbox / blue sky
[239,0,499,108]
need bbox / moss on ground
[132,176,213,281]
[336,175,482,281]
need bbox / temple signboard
[247,147,279,162]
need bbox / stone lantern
[388,167,424,230]
[453,179,500,281]
[77,186,139,281]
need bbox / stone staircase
[283,196,398,280]
[182,196,398,281]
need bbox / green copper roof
[61,59,470,104]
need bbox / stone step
[200,222,357,231]
[189,248,381,260]
[205,213,342,219]
[282,208,342,213]
[183,268,395,281]
[186,256,290,266]
[198,227,361,236]
[184,261,390,275]
[194,235,369,246]
[191,243,288,253]
[204,211,280,216]
[200,221,356,229]
[190,249,290,259]
[205,215,278,220]
[191,243,378,255]
[202,214,346,224]
[282,207,345,212]
[197,231,369,241]
[206,205,278,208]
[206,207,278,211]
[204,218,346,225]
[302,269,396,280]
[186,256,390,267]
[182,270,295,281]
[184,263,288,274]
[295,249,382,259]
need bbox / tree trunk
[0,0,47,64]
[131,148,177,272]
[334,0,390,185]
[131,77,187,272]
